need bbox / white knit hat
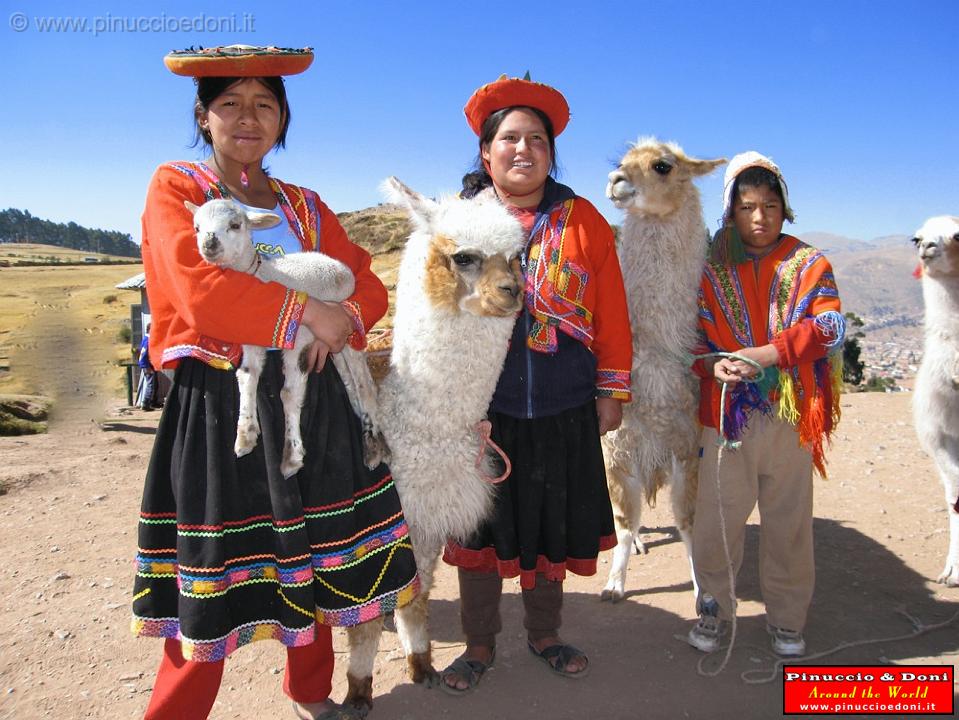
[721,151,795,224]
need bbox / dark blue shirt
[489,179,597,419]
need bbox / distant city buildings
[856,317,922,391]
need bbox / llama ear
[248,211,282,231]
[382,176,436,231]
[684,157,727,178]
[184,200,201,216]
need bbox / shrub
[842,312,866,386]
[117,323,132,344]
[863,375,896,393]
[103,294,118,304]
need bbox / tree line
[0,208,140,258]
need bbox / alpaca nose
[500,281,521,299]
[920,241,940,259]
[607,170,634,201]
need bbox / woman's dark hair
[191,76,291,150]
[730,166,784,209]
[460,105,559,198]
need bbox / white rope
[688,351,764,677]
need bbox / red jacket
[141,161,386,370]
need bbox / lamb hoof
[344,673,373,718]
[633,539,648,555]
[281,442,304,478]
[407,651,438,687]
[362,431,391,470]
[234,428,258,457]
[280,459,302,479]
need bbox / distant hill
[800,231,874,254]
[0,208,140,259]
[331,207,925,338]
[337,205,410,257]
[798,231,921,331]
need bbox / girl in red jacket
[131,46,417,720]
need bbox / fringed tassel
[720,381,771,444]
[799,392,829,478]
[777,371,800,425]
[798,358,844,479]
[815,310,846,349]
[829,356,844,428]
[709,225,747,265]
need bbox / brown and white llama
[343,178,525,714]
[600,139,725,602]
[912,215,959,587]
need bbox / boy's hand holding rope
[691,351,767,450]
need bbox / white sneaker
[768,624,806,657]
[687,614,727,653]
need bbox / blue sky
[1,0,955,244]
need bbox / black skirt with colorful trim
[131,355,419,662]
[443,400,615,590]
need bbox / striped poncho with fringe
[696,234,845,475]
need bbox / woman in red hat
[441,75,633,692]
[131,46,418,720]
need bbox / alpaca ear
[248,211,282,231]
[684,157,727,178]
[184,200,201,216]
[382,176,436,232]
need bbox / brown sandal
[527,641,590,679]
[439,648,496,696]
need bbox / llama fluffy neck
[618,200,706,292]
[922,274,959,347]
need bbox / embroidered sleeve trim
[160,344,235,371]
[596,368,632,400]
[272,290,307,349]
[341,300,367,350]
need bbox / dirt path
[0,391,956,720]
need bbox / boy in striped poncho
[687,152,845,658]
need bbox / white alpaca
[912,215,959,587]
[343,178,524,714]
[600,139,725,602]
[187,199,387,478]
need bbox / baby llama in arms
[187,198,386,478]
[343,178,525,715]
[912,215,959,587]
[601,139,725,602]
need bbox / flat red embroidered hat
[464,74,570,136]
[163,44,313,77]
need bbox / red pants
[144,626,334,720]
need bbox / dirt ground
[0,264,956,719]
[0,391,956,720]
